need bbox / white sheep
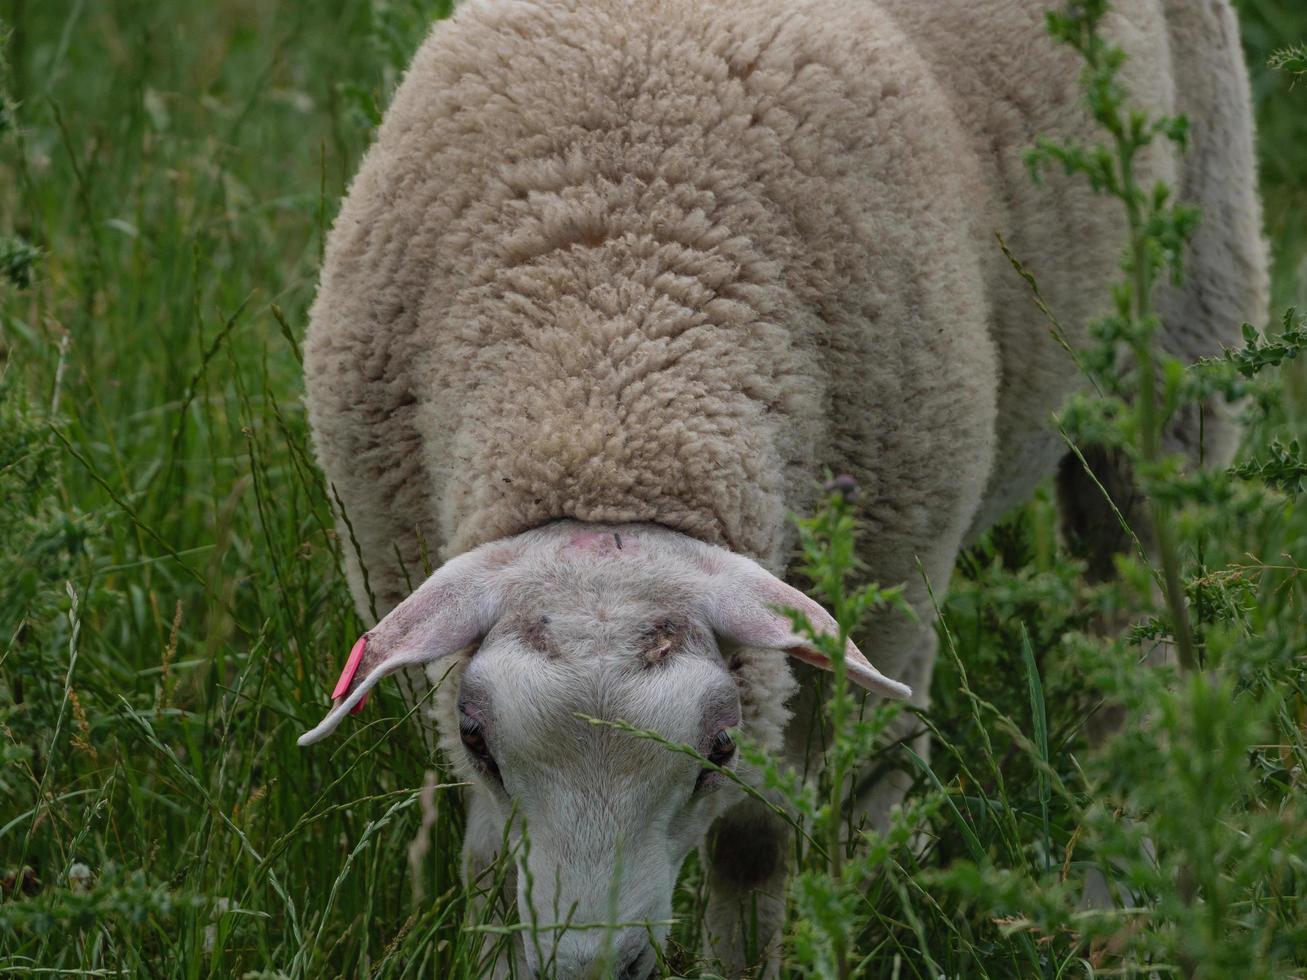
[299,0,1267,975]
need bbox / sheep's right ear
[297,542,516,746]
[695,548,912,701]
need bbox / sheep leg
[1056,434,1213,914]
[703,616,938,976]
[702,796,790,979]
[701,659,834,979]
[849,622,937,834]
[781,619,938,836]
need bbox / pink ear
[701,553,911,700]
[331,635,371,714]
[299,541,517,746]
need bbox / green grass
[1,1,1305,977]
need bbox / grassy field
[1,1,1304,977]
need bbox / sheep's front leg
[701,660,822,979]
[851,623,937,832]
[703,796,791,979]
[704,619,938,977]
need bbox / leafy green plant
[776,480,914,979]
[0,234,37,288]
[1026,0,1203,670]
[1269,41,1307,77]
[920,3,1307,977]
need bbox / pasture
[2,1,1305,976]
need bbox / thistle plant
[1025,0,1203,669]
[0,234,38,290]
[1269,42,1307,78]
[923,3,1307,976]
[779,478,914,980]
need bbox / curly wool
[306,0,1266,691]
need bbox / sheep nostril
[617,948,652,980]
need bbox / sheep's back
[309,0,1097,571]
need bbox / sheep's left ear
[696,550,911,700]
[297,542,517,746]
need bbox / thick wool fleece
[305,0,1266,679]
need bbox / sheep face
[453,581,741,977]
[298,521,910,976]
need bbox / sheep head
[299,521,909,977]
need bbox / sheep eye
[707,730,736,767]
[459,714,500,779]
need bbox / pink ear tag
[331,634,371,714]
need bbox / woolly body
[307,0,1263,621]
[304,0,1266,973]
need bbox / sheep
[298,0,1268,975]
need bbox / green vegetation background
[1,1,1303,976]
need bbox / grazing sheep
[299,0,1267,975]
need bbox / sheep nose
[539,943,653,980]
